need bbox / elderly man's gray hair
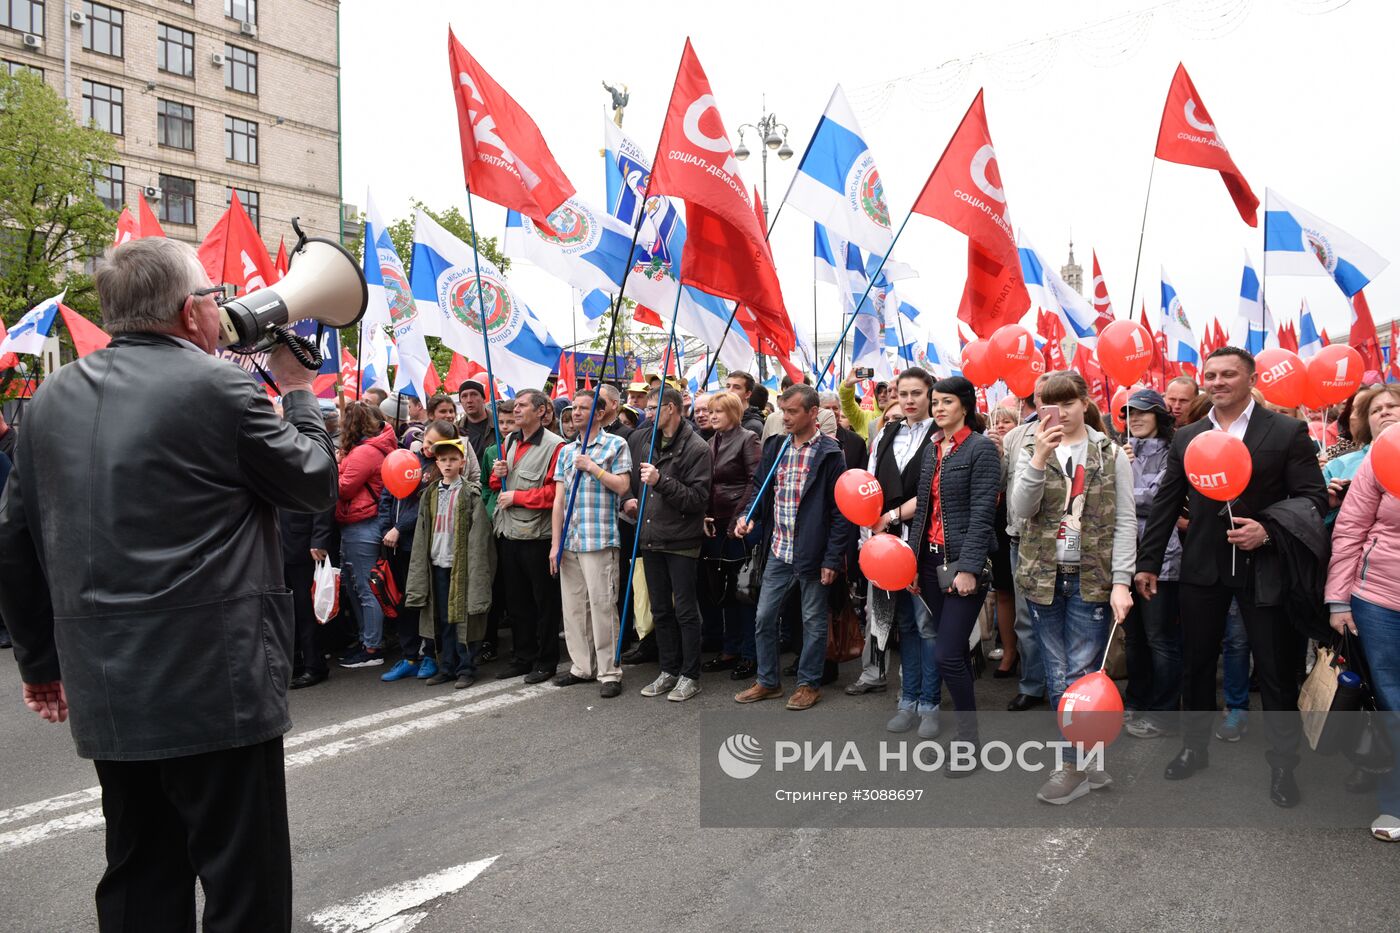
[95,238,208,335]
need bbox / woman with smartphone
[1008,372,1137,804]
[882,376,1000,772]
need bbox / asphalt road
[1,644,1394,932]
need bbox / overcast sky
[341,0,1396,358]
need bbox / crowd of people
[4,327,1398,844]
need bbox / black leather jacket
[0,333,337,760]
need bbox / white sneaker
[1372,814,1400,843]
[1036,767,1090,805]
[640,673,679,697]
[667,676,701,702]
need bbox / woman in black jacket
[700,391,762,679]
[881,377,1000,768]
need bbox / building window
[157,99,193,150]
[158,174,194,225]
[3,59,43,78]
[95,163,123,211]
[81,80,123,135]
[157,23,194,77]
[0,0,45,36]
[224,115,257,164]
[228,187,258,230]
[224,0,254,24]
[224,43,256,95]
[81,2,122,57]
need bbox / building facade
[0,0,345,252]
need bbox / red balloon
[858,533,918,592]
[1057,670,1124,749]
[1306,344,1365,407]
[1110,386,1129,432]
[1004,348,1045,398]
[961,339,995,388]
[1372,427,1400,498]
[1183,431,1252,501]
[381,449,423,499]
[835,469,884,527]
[1254,348,1307,409]
[988,324,1036,381]
[1097,320,1154,387]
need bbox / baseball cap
[627,381,648,393]
[431,438,467,457]
[1124,388,1168,416]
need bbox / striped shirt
[553,431,632,552]
[431,478,463,568]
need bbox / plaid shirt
[553,431,631,552]
[770,434,818,563]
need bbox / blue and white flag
[503,197,635,296]
[786,85,894,257]
[684,355,717,394]
[885,294,920,365]
[363,191,433,401]
[410,209,563,393]
[578,288,611,338]
[1235,250,1274,355]
[1264,189,1389,298]
[1298,298,1324,360]
[1019,232,1097,348]
[604,118,755,372]
[0,290,64,358]
[361,321,396,393]
[1159,267,1199,368]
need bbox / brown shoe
[734,682,784,704]
[786,685,821,711]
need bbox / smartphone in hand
[1038,405,1061,432]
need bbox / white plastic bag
[312,556,340,625]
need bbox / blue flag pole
[815,209,915,386]
[615,283,685,662]
[463,186,505,460]
[742,434,792,527]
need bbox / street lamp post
[734,97,792,380]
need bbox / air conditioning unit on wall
[70,10,87,25]
[22,33,42,49]
[239,21,257,37]
[210,52,226,66]
[143,186,162,201]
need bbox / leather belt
[1056,563,1080,575]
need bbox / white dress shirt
[1207,398,1255,440]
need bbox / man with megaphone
[0,234,362,932]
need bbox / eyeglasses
[190,284,236,305]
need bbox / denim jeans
[1028,573,1111,708]
[895,590,939,712]
[754,556,829,689]
[1348,596,1400,817]
[1009,540,1046,698]
[1222,598,1250,711]
[1124,581,1182,724]
[432,565,477,678]
[340,518,385,651]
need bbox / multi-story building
[0,0,349,253]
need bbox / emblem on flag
[532,204,593,250]
[853,158,888,227]
[446,272,518,342]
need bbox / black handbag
[735,544,766,606]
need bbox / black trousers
[92,737,291,933]
[643,550,702,679]
[499,536,560,671]
[387,542,425,658]
[284,561,325,677]
[1178,582,1303,768]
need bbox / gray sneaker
[1036,767,1091,805]
[640,673,679,697]
[886,707,918,733]
[1125,717,1166,739]
[917,709,941,739]
[667,676,701,702]
[1084,768,1113,790]
[1215,709,1248,742]
[1372,814,1400,843]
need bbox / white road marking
[0,787,103,828]
[307,856,498,932]
[0,685,549,854]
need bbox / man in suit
[1136,347,1327,807]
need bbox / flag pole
[615,282,685,662]
[1126,157,1158,317]
[463,186,505,456]
[815,209,915,386]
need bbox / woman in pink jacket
[336,401,400,668]
[1326,385,1400,843]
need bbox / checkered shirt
[552,431,631,552]
[769,435,818,563]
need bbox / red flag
[553,351,576,400]
[445,352,473,392]
[1390,321,1400,383]
[446,29,574,229]
[633,362,644,383]
[113,207,140,247]
[58,304,110,357]
[1278,318,1299,353]
[1074,345,1110,411]
[137,191,166,239]
[775,352,806,386]
[1090,250,1115,331]
[1320,328,1331,348]
[460,359,503,401]
[1036,311,1068,372]
[1139,301,1166,390]
[422,358,442,397]
[648,41,791,352]
[1350,289,1384,374]
[911,90,1028,337]
[0,316,14,371]
[197,192,277,293]
[274,237,289,280]
[583,372,593,391]
[1153,63,1258,226]
[634,304,663,327]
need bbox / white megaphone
[217,218,368,368]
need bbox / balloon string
[1227,500,1236,577]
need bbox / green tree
[0,71,118,393]
[344,199,509,380]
